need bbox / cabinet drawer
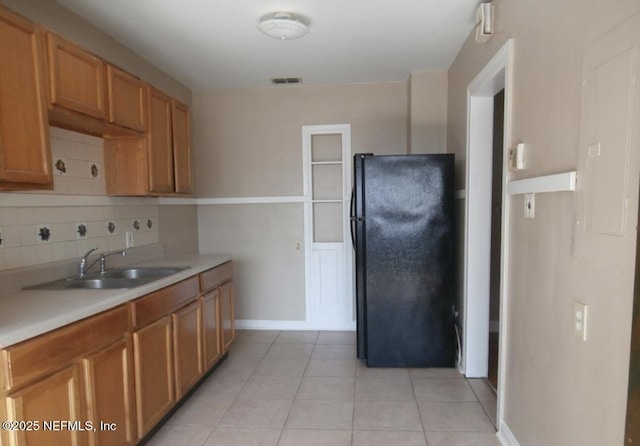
[200,261,232,292]
[1,305,129,392]
[132,276,199,328]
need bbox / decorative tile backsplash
[0,127,160,271]
[48,127,106,196]
[0,205,159,271]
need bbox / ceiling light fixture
[258,12,309,40]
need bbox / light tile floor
[147,330,500,446]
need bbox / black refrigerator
[352,154,456,367]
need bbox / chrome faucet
[98,250,127,273]
[78,247,98,277]
[78,248,126,277]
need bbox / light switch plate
[126,231,134,248]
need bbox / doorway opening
[462,39,513,432]
[488,89,504,390]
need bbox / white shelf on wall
[506,171,576,195]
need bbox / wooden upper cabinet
[147,86,175,194]
[172,100,192,194]
[105,86,193,196]
[0,7,52,190]
[46,32,106,119]
[106,65,146,132]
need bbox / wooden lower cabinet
[132,316,174,440]
[219,281,235,352]
[201,290,222,371]
[82,337,135,446]
[5,365,86,446]
[0,263,234,446]
[172,300,203,399]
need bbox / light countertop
[0,254,231,348]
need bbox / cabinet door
[171,100,192,194]
[46,32,106,119]
[220,281,235,351]
[172,300,203,399]
[5,365,86,446]
[132,316,174,440]
[147,86,174,194]
[201,290,222,371]
[0,7,51,188]
[83,337,135,446]
[106,65,146,132]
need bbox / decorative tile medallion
[107,222,116,234]
[90,164,99,178]
[76,223,88,238]
[147,219,153,230]
[54,159,67,175]
[133,220,140,231]
[38,225,51,243]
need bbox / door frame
[302,124,355,329]
[463,39,514,429]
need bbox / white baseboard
[235,319,356,331]
[497,420,521,446]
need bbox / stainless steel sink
[101,266,189,279]
[64,278,148,289]
[24,266,190,291]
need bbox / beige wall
[198,203,306,321]
[158,205,199,255]
[193,82,409,198]
[448,1,640,445]
[193,80,448,321]
[408,71,448,154]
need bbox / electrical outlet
[573,301,588,341]
[125,231,134,248]
[524,193,535,219]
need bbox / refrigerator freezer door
[356,154,456,367]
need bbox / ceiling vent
[271,77,302,85]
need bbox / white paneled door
[302,125,354,329]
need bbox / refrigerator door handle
[350,187,356,249]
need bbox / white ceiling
[54,0,481,91]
